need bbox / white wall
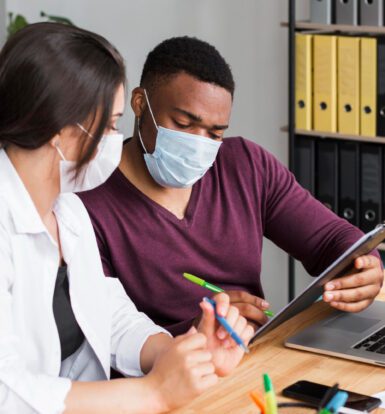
[5,0,310,311]
[0,0,6,45]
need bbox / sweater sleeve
[259,147,380,275]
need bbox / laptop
[249,224,385,366]
[285,301,385,366]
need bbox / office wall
[5,0,310,311]
[0,0,6,45]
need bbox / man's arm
[262,149,383,311]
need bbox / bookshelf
[281,126,385,145]
[285,1,385,300]
[281,20,385,34]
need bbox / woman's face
[104,83,125,135]
[55,83,125,162]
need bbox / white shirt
[0,149,168,414]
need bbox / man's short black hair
[140,36,235,97]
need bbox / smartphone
[282,380,381,412]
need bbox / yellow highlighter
[263,374,278,414]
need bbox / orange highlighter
[249,390,266,414]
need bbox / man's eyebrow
[172,107,228,129]
[172,107,202,122]
[212,123,229,130]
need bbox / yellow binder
[295,34,312,130]
[360,37,377,137]
[338,36,361,135]
[313,35,337,133]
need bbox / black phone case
[282,380,381,412]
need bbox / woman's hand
[197,293,254,377]
[225,290,270,328]
[145,328,217,412]
[323,255,383,312]
[193,290,270,331]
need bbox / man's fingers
[232,302,268,325]
[355,255,380,270]
[325,268,383,291]
[226,290,270,310]
[323,284,380,303]
[329,299,373,313]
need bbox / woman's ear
[49,134,61,150]
[131,87,146,118]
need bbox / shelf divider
[281,20,385,34]
[280,126,385,145]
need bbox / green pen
[183,272,275,317]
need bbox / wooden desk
[172,298,385,414]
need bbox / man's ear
[131,87,146,117]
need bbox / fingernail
[217,330,226,340]
[218,306,226,317]
[223,339,231,347]
[326,283,335,290]
[262,300,269,308]
[324,292,333,301]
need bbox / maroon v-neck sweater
[79,137,369,335]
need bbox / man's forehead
[152,72,231,102]
[149,73,232,119]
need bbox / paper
[339,407,368,414]
[373,390,385,409]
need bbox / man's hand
[323,255,383,312]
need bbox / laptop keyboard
[353,326,385,354]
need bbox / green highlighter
[182,272,274,317]
[263,373,278,414]
[183,272,224,293]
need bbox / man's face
[133,72,233,153]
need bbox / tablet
[249,223,385,345]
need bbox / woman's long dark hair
[0,22,126,172]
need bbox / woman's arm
[140,332,173,374]
[65,328,215,414]
[65,378,165,414]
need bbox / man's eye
[174,121,190,129]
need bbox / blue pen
[203,297,249,353]
[325,391,349,413]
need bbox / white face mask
[138,90,222,189]
[56,123,123,193]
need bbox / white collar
[0,148,80,237]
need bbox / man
[79,36,383,335]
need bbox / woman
[0,23,253,414]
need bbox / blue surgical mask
[137,89,222,189]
